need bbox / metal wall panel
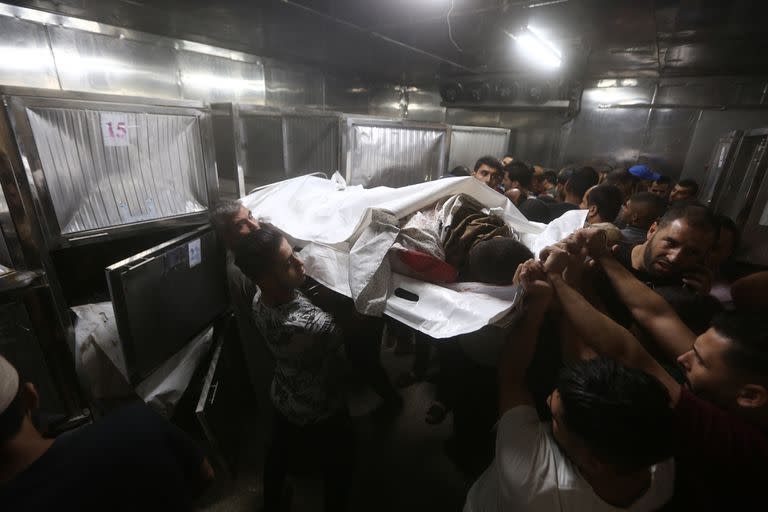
[284,115,340,177]
[500,111,565,167]
[48,26,181,99]
[178,51,265,105]
[368,85,405,119]
[446,109,501,127]
[26,107,207,234]
[265,64,323,108]
[0,16,59,89]
[324,74,369,114]
[344,120,446,187]
[448,126,510,170]
[560,85,654,167]
[240,114,285,191]
[406,87,446,123]
[639,108,699,178]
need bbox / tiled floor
[198,344,472,512]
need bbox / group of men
[2,154,767,511]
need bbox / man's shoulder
[675,387,768,451]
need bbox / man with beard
[613,202,716,294]
[541,233,768,511]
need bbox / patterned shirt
[251,289,345,425]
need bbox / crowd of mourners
[1,153,767,511]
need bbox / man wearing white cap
[0,354,214,510]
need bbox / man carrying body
[612,202,715,294]
[541,230,768,510]
[616,192,667,245]
[464,259,676,511]
[235,226,354,511]
[0,355,213,511]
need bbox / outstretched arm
[498,260,553,415]
[573,229,697,360]
[543,247,682,404]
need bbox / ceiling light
[510,25,561,69]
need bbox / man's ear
[736,384,767,409]
[588,205,598,218]
[646,221,659,241]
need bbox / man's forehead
[234,205,251,219]
[698,328,731,358]
[662,219,713,240]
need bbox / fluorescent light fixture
[597,79,618,88]
[181,73,265,92]
[513,25,561,68]
[621,78,638,87]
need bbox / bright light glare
[515,25,561,68]
[182,73,265,92]
[0,47,55,72]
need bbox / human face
[473,164,501,189]
[677,328,740,407]
[669,184,694,203]
[649,182,669,198]
[271,238,306,290]
[502,172,517,192]
[501,156,514,166]
[708,227,736,269]
[642,220,715,276]
[232,206,261,238]
[617,199,633,225]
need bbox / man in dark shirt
[616,192,666,246]
[547,167,599,221]
[613,202,716,294]
[501,161,550,223]
[543,232,768,511]
[0,355,213,512]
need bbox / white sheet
[242,174,549,339]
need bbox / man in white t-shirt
[464,259,676,512]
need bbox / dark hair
[210,200,242,238]
[448,165,471,177]
[714,215,740,257]
[474,156,503,174]
[543,170,558,185]
[504,161,533,190]
[629,192,666,223]
[712,312,768,381]
[586,185,623,222]
[657,203,717,240]
[604,168,636,187]
[557,168,575,185]
[653,176,672,185]
[233,225,284,282]
[654,286,723,335]
[676,179,699,196]
[0,385,24,444]
[468,237,533,285]
[566,167,600,200]
[557,357,676,474]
